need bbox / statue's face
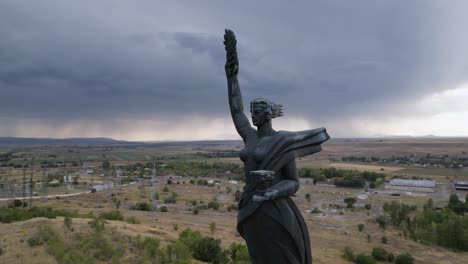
[251,104,268,126]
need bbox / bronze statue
[224,29,330,264]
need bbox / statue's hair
[250,98,284,119]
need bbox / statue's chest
[241,136,274,164]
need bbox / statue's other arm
[253,161,300,201]
[224,29,254,141]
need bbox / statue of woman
[224,29,330,264]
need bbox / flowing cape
[238,127,330,225]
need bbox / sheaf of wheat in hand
[224,29,239,77]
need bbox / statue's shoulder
[276,127,328,139]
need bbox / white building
[385,179,436,192]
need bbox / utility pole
[29,158,34,209]
[151,157,157,217]
[22,164,26,199]
[41,166,48,201]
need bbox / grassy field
[1,138,468,263]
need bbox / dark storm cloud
[0,1,468,138]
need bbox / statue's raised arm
[224,29,254,141]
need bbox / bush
[358,224,364,232]
[125,216,141,224]
[192,237,227,263]
[376,215,388,229]
[387,253,395,262]
[381,236,388,244]
[159,206,168,212]
[135,235,161,259]
[131,202,151,211]
[344,197,357,208]
[64,216,72,230]
[164,195,177,204]
[364,204,372,210]
[354,254,376,264]
[100,210,124,221]
[163,187,169,192]
[227,204,238,212]
[371,247,388,261]
[311,208,322,214]
[207,201,220,210]
[27,235,42,247]
[395,253,414,264]
[193,207,199,215]
[229,242,250,262]
[88,217,106,233]
[342,246,354,261]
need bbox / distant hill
[0,137,126,145]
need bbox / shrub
[354,254,376,264]
[344,197,357,208]
[173,224,179,231]
[164,195,177,204]
[163,187,169,192]
[27,236,42,247]
[159,206,168,212]
[364,204,372,210]
[381,236,388,244]
[358,224,364,232]
[192,237,227,263]
[100,210,124,221]
[135,236,161,259]
[376,215,388,229]
[125,216,141,224]
[64,216,72,230]
[229,242,250,262]
[395,253,414,264]
[207,201,220,210]
[371,247,388,261]
[209,222,216,235]
[131,202,151,211]
[88,217,106,233]
[227,204,238,212]
[311,208,322,214]
[342,246,354,261]
[193,207,199,215]
[387,253,395,262]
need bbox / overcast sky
[1,1,468,140]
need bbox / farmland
[0,138,468,263]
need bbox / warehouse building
[385,179,436,192]
[454,181,468,191]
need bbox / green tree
[358,224,364,232]
[371,247,388,261]
[102,160,111,170]
[209,222,216,235]
[448,194,465,215]
[192,237,227,264]
[395,253,414,264]
[344,197,357,208]
[64,216,72,230]
[354,254,376,264]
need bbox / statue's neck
[257,122,275,138]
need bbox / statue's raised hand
[224,29,239,78]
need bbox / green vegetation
[64,216,72,230]
[379,198,468,251]
[395,253,414,264]
[130,202,151,211]
[344,197,357,208]
[358,224,364,232]
[343,246,411,264]
[299,167,385,188]
[125,216,141,224]
[99,210,124,221]
[0,206,81,223]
